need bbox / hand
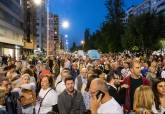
[121,84,129,88]
[90,94,102,114]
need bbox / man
[71,63,80,80]
[106,71,120,104]
[74,67,88,92]
[121,60,150,113]
[55,68,70,95]
[58,76,86,114]
[90,78,123,114]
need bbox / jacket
[58,90,86,114]
[122,76,150,112]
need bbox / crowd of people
[0,53,165,114]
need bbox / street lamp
[81,40,85,50]
[33,0,42,6]
[62,20,70,29]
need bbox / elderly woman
[12,73,36,114]
[35,75,58,114]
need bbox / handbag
[20,89,36,107]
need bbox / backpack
[5,92,22,114]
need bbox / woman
[17,73,36,114]
[82,74,97,111]
[152,78,165,114]
[134,85,154,114]
[146,66,157,86]
[35,75,58,114]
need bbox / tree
[122,13,165,51]
[84,28,91,51]
[70,42,77,52]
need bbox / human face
[22,76,30,84]
[157,81,165,96]
[132,62,141,76]
[41,77,49,90]
[65,80,74,93]
[81,69,87,78]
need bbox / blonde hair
[133,85,154,114]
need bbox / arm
[57,95,67,114]
[79,93,86,114]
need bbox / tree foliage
[122,13,165,51]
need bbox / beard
[67,87,74,93]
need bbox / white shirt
[161,70,165,79]
[97,98,123,114]
[152,103,165,114]
[55,81,66,95]
[35,88,58,114]
[74,75,87,91]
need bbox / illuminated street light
[81,40,85,50]
[65,34,68,38]
[81,40,84,45]
[62,20,70,29]
[33,0,42,5]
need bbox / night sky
[50,0,143,47]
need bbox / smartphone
[96,90,105,100]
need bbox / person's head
[72,63,78,70]
[21,73,30,84]
[85,74,98,92]
[8,64,16,73]
[64,76,75,93]
[0,78,10,93]
[131,61,141,77]
[133,85,154,113]
[123,62,129,69]
[15,61,22,69]
[104,64,110,70]
[61,69,70,80]
[106,71,120,86]
[149,66,156,74]
[22,68,34,76]
[80,67,88,78]
[153,78,165,97]
[89,78,109,98]
[152,78,165,110]
[40,75,54,90]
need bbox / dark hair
[7,64,16,70]
[64,76,74,84]
[85,74,97,92]
[106,71,116,83]
[22,68,34,76]
[40,75,54,88]
[152,78,165,111]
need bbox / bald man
[89,78,123,114]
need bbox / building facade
[47,14,59,55]
[0,0,24,59]
[35,0,47,54]
[125,0,165,23]
[22,0,37,55]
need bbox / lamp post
[81,40,85,50]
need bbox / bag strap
[38,88,52,114]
